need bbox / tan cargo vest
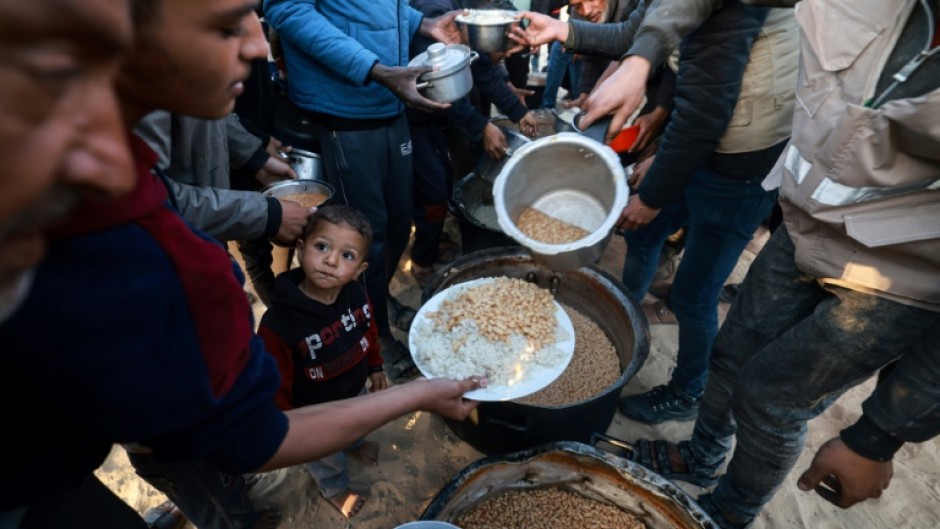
[717,8,800,153]
[763,0,940,310]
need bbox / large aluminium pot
[410,43,479,103]
[280,148,324,181]
[420,441,716,529]
[449,172,518,254]
[493,133,628,271]
[421,247,649,455]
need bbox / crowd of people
[0,0,936,528]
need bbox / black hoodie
[258,268,382,408]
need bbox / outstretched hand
[509,11,569,48]
[422,10,463,44]
[369,63,451,113]
[797,437,894,509]
[414,376,487,419]
[580,55,651,142]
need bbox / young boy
[258,205,387,518]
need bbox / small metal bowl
[456,9,520,53]
[261,179,335,247]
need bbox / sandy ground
[97,223,940,529]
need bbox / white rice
[411,279,569,387]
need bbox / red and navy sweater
[258,268,382,409]
[0,135,288,510]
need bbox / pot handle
[416,81,433,91]
[469,51,479,63]
[590,432,636,458]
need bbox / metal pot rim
[492,133,628,256]
[286,148,320,159]
[260,178,334,196]
[455,9,519,26]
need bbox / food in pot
[456,487,645,529]
[456,9,517,25]
[412,277,567,387]
[514,304,619,406]
[516,207,589,244]
[281,191,329,209]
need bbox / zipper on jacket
[868,0,940,107]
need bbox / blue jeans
[689,226,939,526]
[127,450,263,529]
[541,41,582,108]
[622,165,777,399]
[306,387,368,499]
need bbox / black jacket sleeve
[636,1,769,208]
[471,53,529,123]
[841,328,940,462]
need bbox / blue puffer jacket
[264,0,424,120]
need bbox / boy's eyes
[342,251,356,260]
[314,242,329,251]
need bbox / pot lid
[408,43,472,80]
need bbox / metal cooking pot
[280,148,324,181]
[261,179,335,247]
[410,43,478,103]
[422,247,649,455]
[456,10,520,53]
[420,441,716,529]
[551,106,580,133]
[493,133,629,271]
[450,172,518,255]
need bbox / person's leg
[667,170,777,400]
[127,450,267,529]
[383,115,415,282]
[702,281,938,527]
[621,200,687,300]
[409,123,451,271]
[541,41,569,108]
[306,450,351,501]
[567,53,582,102]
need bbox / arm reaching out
[256,376,486,471]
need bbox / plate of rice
[409,277,575,401]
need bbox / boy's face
[298,221,369,295]
[116,0,267,121]
[0,0,134,298]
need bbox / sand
[96,228,940,529]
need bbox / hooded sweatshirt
[258,268,382,409]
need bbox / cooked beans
[516,207,589,244]
[456,487,646,529]
[428,277,557,352]
[281,191,328,209]
[514,304,620,407]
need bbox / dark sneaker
[619,384,699,424]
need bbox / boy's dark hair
[303,205,374,252]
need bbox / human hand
[616,194,660,232]
[275,199,313,243]
[413,376,488,419]
[369,371,389,392]
[422,10,462,45]
[482,123,508,160]
[369,63,451,112]
[265,136,289,158]
[517,111,539,137]
[509,82,535,105]
[630,107,669,153]
[628,154,655,189]
[509,11,569,48]
[255,154,298,187]
[797,437,894,509]
[580,55,651,142]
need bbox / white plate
[408,278,575,402]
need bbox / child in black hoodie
[258,205,386,518]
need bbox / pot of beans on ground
[420,441,716,529]
[261,179,334,247]
[493,132,629,272]
[420,246,650,456]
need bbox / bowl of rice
[409,276,575,401]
